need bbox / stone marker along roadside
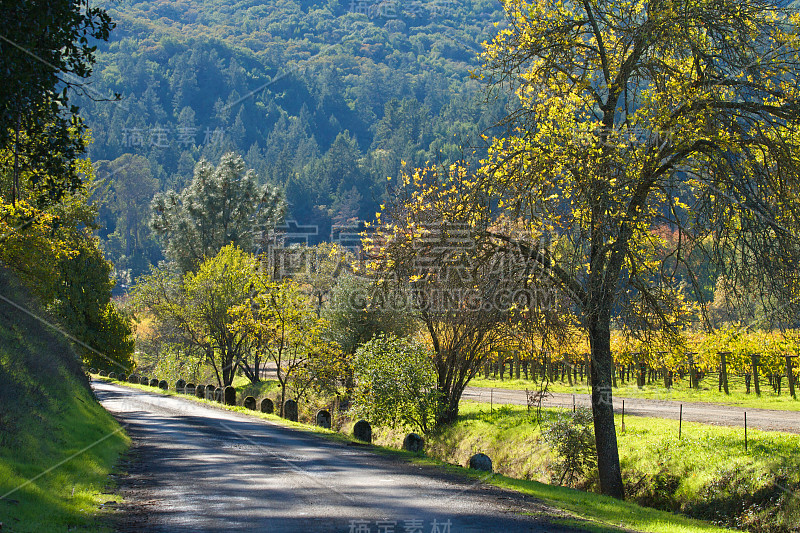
[224,386,236,406]
[403,433,424,453]
[316,409,331,429]
[468,453,493,473]
[244,396,257,410]
[260,398,274,414]
[353,420,372,443]
[283,399,298,422]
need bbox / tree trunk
[751,354,761,396]
[719,352,729,395]
[437,386,461,425]
[588,319,625,500]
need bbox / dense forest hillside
[78,0,508,286]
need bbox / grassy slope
[469,375,800,411]
[0,268,129,533]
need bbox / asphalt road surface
[463,387,800,433]
[95,381,601,533]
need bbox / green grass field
[470,373,800,411]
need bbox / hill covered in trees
[79,0,508,286]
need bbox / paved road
[463,387,800,434]
[95,381,600,533]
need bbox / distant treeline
[78,0,510,286]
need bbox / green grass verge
[0,267,130,533]
[492,475,730,533]
[469,375,800,411]
[0,379,128,533]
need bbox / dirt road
[463,387,800,433]
[95,381,601,533]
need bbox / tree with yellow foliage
[475,0,800,499]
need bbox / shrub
[684,464,800,532]
[351,334,440,434]
[541,408,597,488]
[625,469,682,511]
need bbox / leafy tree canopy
[439,0,800,499]
[150,152,286,272]
[1,0,114,205]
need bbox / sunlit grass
[0,374,129,533]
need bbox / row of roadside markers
[90,369,495,471]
